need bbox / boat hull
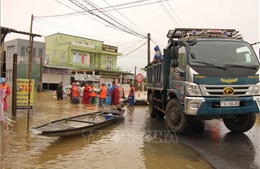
[31,109,125,137]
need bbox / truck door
[170,45,186,93]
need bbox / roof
[43,65,77,69]
[44,32,104,43]
[1,26,42,44]
[1,26,42,37]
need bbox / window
[178,46,186,70]
[21,46,25,56]
[84,54,88,64]
[81,54,84,63]
[78,53,81,63]
[189,41,259,66]
[44,55,49,64]
[61,52,65,62]
[72,53,82,63]
[73,53,77,62]
[90,53,94,65]
[7,46,14,58]
[39,48,43,57]
[105,57,113,70]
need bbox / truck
[146,28,260,134]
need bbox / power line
[82,0,146,38]
[165,0,185,27]
[102,0,147,35]
[118,41,147,59]
[119,38,147,53]
[38,0,173,18]
[117,39,146,46]
[157,0,180,27]
[68,0,146,38]
[34,17,104,40]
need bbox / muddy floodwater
[1,91,214,169]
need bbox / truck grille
[200,85,253,96]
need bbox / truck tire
[149,94,158,118]
[165,99,192,134]
[223,113,256,133]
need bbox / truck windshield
[189,40,259,67]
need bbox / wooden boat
[30,109,125,137]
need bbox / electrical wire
[68,0,146,38]
[38,0,173,18]
[102,0,147,35]
[119,38,147,53]
[117,39,146,46]
[165,0,185,27]
[157,0,180,27]
[34,17,104,40]
[118,41,147,59]
[54,0,111,28]
[81,0,147,38]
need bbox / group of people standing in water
[59,81,136,107]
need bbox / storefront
[42,65,71,90]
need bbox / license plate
[220,101,240,107]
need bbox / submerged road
[0,91,259,169]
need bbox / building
[44,33,133,89]
[4,33,134,91]
[4,38,45,88]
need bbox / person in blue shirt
[106,83,112,105]
[153,45,162,61]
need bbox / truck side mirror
[187,39,197,46]
[171,59,178,67]
[171,46,178,59]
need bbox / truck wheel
[223,113,256,133]
[149,94,158,118]
[165,99,191,134]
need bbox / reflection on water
[1,92,212,169]
[176,118,260,169]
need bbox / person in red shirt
[110,81,120,108]
[2,78,11,112]
[82,83,90,104]
[0,78,6,121]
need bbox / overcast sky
[1,0,259,73]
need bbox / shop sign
[102,44,118,53]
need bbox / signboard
[17,79,34,109]
[136,73,144,82]
[73,74,100,81]
[102,44,118,53]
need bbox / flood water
[1,91,213,169]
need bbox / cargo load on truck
[146,28,260,134]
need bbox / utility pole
[0,42,4,77]
[27,14,34,78]
[12,53,17,116]
[134,66,136,89]
[147,33,151,65]
[27,14,34,132]
[38,53,43,92]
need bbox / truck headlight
[252,83,260,95]
[186,82,202,96]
